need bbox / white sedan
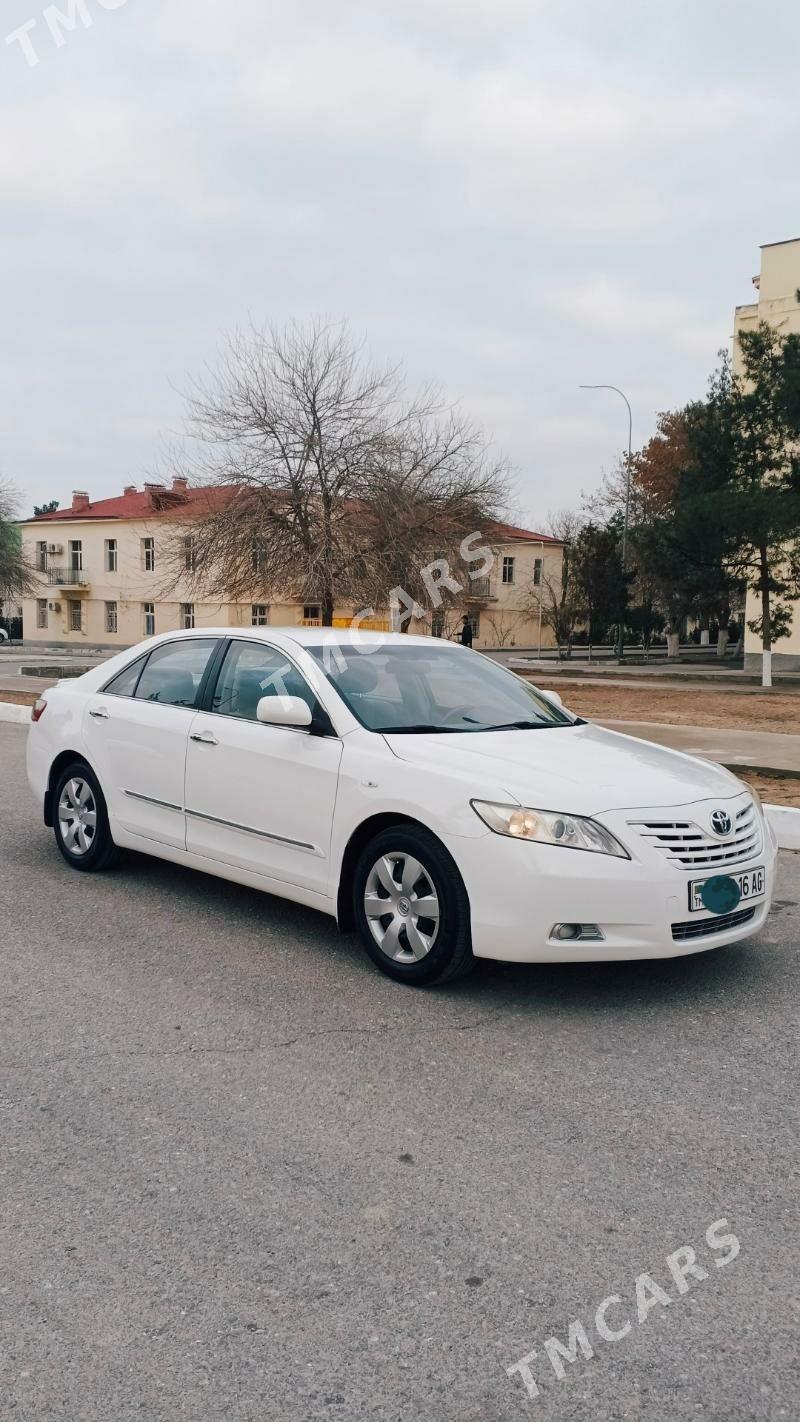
[27,628,776,986]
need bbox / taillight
[31,697,48,723]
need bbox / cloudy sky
[3,0,799,526]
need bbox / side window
[134,638,217,708]
[103,654,148,698]
[211,641,317,722]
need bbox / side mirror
[256,694,313,729]
[539,688,563,709]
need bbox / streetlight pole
[536,539,543,660]
[580,383,633,662]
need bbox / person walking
[460,615,473,648]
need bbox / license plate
[689,865,765,913]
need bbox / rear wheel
[53,761,119,872]
[353,825,474,986]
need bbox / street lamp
[536,538,544,660]
[580,383,633,662]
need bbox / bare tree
[0,479,35,603]
[522,510,582,656]
[166,320,510,625]
[482,610,527,648]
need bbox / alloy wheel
[58,777,97,857]
[363,851,440,963]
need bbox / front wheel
[353,825,474,986]
[53,761,120,872]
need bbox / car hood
[383,722,743,815]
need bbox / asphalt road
[1,721,798,1422]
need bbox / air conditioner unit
[46,544,63,555]
[49,602,61,612]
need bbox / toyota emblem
[710,809,732,837]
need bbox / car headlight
[471,800,630,858]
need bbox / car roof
[149,627,455,650]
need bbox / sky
[2,0,799,529]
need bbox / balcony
[47,566,90,589]
[465,576,496,601]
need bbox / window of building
[143,602,155,637]
[533,557,543,587]
[141,537,155,573]
[182,603,195,629]
[466,612,480,639]
[68,540,83,572]
[134,638,217,708]
[183,535,196,573]
[211,640,317,722]
[252,538,266,574]
[431,611,445,638]
[303,604,321,623]
[104,539,117,573]
[36,541,48,571]
[105,601,118,634]
[36,598,48,629]
[69,600,82,632]
[251,604,269,626]
[502,556,515,585]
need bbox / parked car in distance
[27,628,777,985]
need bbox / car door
[184,638,343,895]
[83,637,221,849]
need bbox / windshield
[307,643,576,733]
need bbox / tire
[53,761,120,872]
[353,824,474,986]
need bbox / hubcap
[58,777,97,856]
[363,851,440,963]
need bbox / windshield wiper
[483,719,578,731]
[374,723,454,734]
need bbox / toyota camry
[27,628,776,985]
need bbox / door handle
[89,708,110,720]
[190,730,218,745]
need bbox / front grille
[629,801,761,869]
[671,907,756,942]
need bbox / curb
[0,703,32,725]
[723,762,800,783]
[765,805,800,852]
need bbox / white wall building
[735,238,800,673]
[19,481,564,651]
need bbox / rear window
[102,655,147,698]
[134,639,218,708]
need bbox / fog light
[551,923,604,943]
[552,923,581,941]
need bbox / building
[735,238,800,672]
[18,481,563,650]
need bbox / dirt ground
[0,689,36,707]
[738,772,800,807]
[536,679,800,734]
[0,689,36,708]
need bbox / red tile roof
[28,488,560,545]
[29,485,236,522]
[485,520,562,545]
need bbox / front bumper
[447,796,778,963]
